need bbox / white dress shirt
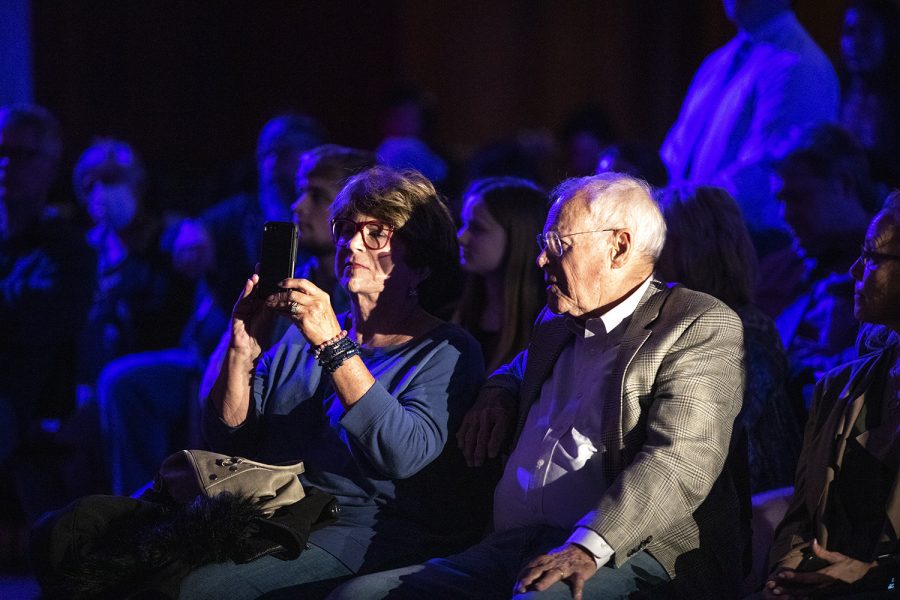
[493,277,652,566]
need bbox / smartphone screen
[257,221,298,298]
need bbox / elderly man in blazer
[329,173,747,599]
[761,202,900,599]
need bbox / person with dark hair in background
[656,185,800,494]
[772,124,877,414]
[662,0,839,255]
[757,197,900,599]
[454,177,547,372]
[97,115,323,496]
[839,0,900,190]
[178,167,488,600]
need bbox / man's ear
[610,230,632,268]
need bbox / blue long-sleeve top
[202,320,492,572]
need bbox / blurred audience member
[661,0,839,252]
[597,141,669,188]
[72,139,184,401]
[772,124,876,412]
[559,104,614,178]
[759,199,900,599]
[0,104,95,462]
[839,0,900,190]
[656,185,800,493]
[377,86,448,186]
[97,116,322,495]
[454,177,547,372]
[171,114,323,310]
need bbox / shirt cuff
[567,527,614,569]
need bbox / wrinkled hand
[514,544,598,600]
[267,277,341,347]
[172,219,214,279]
[456,387,516,466]
[230,273,276,359]
[765,540,876,598]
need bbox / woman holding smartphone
[179,166,489,600]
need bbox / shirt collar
[566,276,652,339]
[740,9,798,44]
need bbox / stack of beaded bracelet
[313,330,361,374]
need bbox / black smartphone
[795,550,829,573]
[257,221,298,299]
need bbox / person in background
[656,185,800,494]
[772,124,878,413]
[758,197,900,599]
[331,173,747,599]
[171,114,324,310]
[661,0,839,255]
[839,0,900,191]
[178,167,489,599]
[72,139,183,402]
[454,177,547,372]
[0,104,95,459]
[0,104,96,522]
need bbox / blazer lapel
[604,280,670,456]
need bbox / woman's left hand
[771,539,876,596]
[267,278,343,346]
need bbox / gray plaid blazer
[489,278,748,596]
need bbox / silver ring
[553,567,565,578]
[289,301,300,315]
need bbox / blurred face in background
[291,159,343,256]
[841,5,886,75]
[457,193,507,276]
[775,164,857,258]
[0,123,57,238]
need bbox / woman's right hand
[229,273,276,360]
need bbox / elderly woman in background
[655,185,801,494]
[179,167,488,599]
[454,177,547,372]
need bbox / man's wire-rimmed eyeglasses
[536,229,615,257]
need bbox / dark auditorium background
[25,0,849,213]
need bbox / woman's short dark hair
[331,166,459,312]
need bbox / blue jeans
[327,525,671,600]
[178,542,354,600]
[97,349,203,495]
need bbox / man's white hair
[552,172,667,262]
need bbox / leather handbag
[151,449,307,517]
